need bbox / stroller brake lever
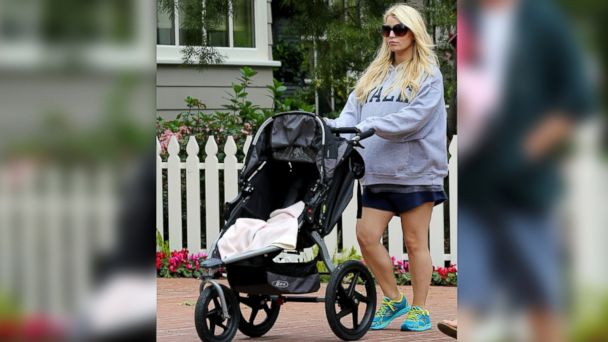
[350,139,365,148]
[349,129,373,148]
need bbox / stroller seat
[217,200,304,261]
[282,177,305,208]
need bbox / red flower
[438,267,449,279]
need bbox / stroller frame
[194,112,376,342]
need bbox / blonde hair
[354,4,438,103]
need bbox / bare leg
[356,207,398,300]
[400,202,433,307]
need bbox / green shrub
[156,67,315,160]
[316,246,362,283]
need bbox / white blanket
[217,201,305,260]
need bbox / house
[156,0,280,119]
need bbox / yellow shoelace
[375,295,400,317]
[407,306,429,320]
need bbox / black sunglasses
[382,24,409,37]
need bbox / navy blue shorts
[361,188,447,215]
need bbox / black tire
[325,260,376,341]
[194,284,240,342]
[237,293,281,337]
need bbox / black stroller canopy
[241,111,351,183]
[270,114,319,163]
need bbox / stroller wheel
[237,293,281,337]
[194,284,240,342]
[325,260,377,341]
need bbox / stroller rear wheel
[194,284,240,342]
[325,260,376,341]
[237,294,281,337]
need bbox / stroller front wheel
[194,284,240,342]
[237,293,281,337]
[325,260,377,341]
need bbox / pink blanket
[217,201,305,260]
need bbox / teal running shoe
[371,293,410,330]
[400,306,431,331]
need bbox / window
[233,0,254,48]
[156,0,254,48]
[0,0,148,70]
[156,0,278,66]
[157,1,175,45]
[1,0,135,45]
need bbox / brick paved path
[158,278,456,341]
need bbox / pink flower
[158,129,177,153]
[178,125,191,135]
[438,267,449,279]
[158,127,191,154]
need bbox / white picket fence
[0,165,117,315]
[157,134,458,267]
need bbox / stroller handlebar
[358,128,375,140]
[330,127,359,134]
[330,127,375,141]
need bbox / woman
[326,4,448,332]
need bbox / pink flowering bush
[156,67,314,161]
[158,125,192,154]
[391,256,457,286]
[156,249,209,278]
[156,107,249,161]
[156,232,215,278]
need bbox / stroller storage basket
[227,259,320,295]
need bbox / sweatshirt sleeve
[355,73,443,141]
[324,91,361,128]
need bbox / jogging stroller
[196,111,376,342]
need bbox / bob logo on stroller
[271,280,289,288]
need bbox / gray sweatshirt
[327,65,448,187]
